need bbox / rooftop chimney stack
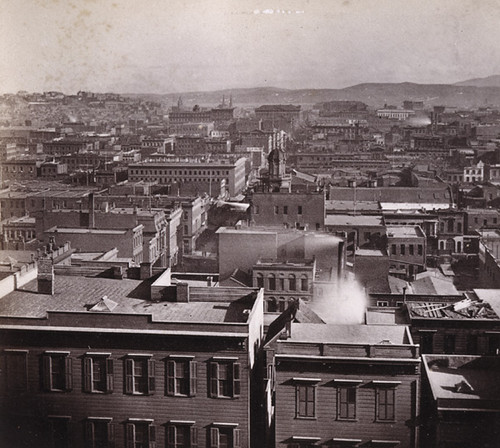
[176,282,190,302]
[88,192,95,229]
[37,257,54,295]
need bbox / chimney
[176,282,189,302]
[88,192,95,229]
[37,257,54,295]
[337,240,345,279]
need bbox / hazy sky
[1,0,500,94]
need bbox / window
[126,421,156,448]
[267,297,277,312]
[377,301,389,307]
[298,205,303,215]
[274,206,279,215]
[283,206,288,215]
[447,219,454,232]
[2,350,28,394]
[409,245,414,256]
[256,274,264,289]
[457,222,462,232]
[417,244,423,256]
[337,386,357,420]
[400,244,405,255]
[444,334,456,354]
[85,418,114,448]
[296,383,316,418]
[166,358,197,396]
[300,276,308,292]
[166,424,197,448]
[83,354,113,393]
[49,417,70,448]
[42,352,72,392]
[391,245,396,255]
[268,274,276,291]
[209,360,241,398]
[289,274,296,291]
[376,387,395,421]
[124,356,155,395]
[466,334,478,354]
[210,426,241,448]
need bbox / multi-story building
[42,139,96,156]
[254,105,301,123]
[252,258,316,313]
[1,159,38,182]
[264,321,421,448]
[376,108,415,120]
[0,264,264,448]
[421,354,500,448]
[128,157,246,198]
[386,226,427,279]
[251,191,325,230]
[40,161,68,179]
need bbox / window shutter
[106,358,114,393]
[210,362,218,398]
[85,420,95,448]
[65,357,73,391]
[376,388,380,420]
[233,428,241,448]
[126,423,135,448]
[125,359,134,394]
[210,427,219,448]
[148,424,156,448]
[107,422,115,448]
[147,359,156,394]
[166,425,176,448]
[232,363,241,398]
[166,360,175,396]
[83,357,92,393]
[190,426,198,448]
[189,361,197,397]
[42,355,51,391]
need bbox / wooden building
[0,263,264,448]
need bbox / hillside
[454,75,500,88]
[127,83,500,109]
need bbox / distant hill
[454,75,500,88]
[127,82,500,108]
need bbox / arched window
[268,274,276,291]
[301,275,308,292]
[278,297,287,312]
[256,273,264,289]
[267,297,277,313]
[289,274,296,291]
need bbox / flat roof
[407,300,500,320]
[325,214,384,227]
[423,355,500,405]
[288,323,409,345]
[386,225,425,238]
[0,275,253,324]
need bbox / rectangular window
[49,417,70,448]
[337,386,356,420]
[166,358,197,396]
[210,427,240,448]
[42,353,72,392]
[85,419,114,448]
[125,357,155,395]
[83,355,113,393]
[126,421,156,448]
[283,206,288,215]
[376,388,395,421]
[210,361,241,398]
[298,206,303,215]
[444,334,456,354]
[274,206,279,215]
[296,384,316,418]
[400,244,405,255]
[167,424,197,448]
[391,245,396,255]
[300,277,308,292]
[409,245,414,256]
[2,350,28,394]
[417,244,423,255]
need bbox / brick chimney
[37,257,54,295]
[176,282,189,302]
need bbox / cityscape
[1,1,500,448]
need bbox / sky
[1,0,500,94]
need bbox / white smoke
[311,278,367,324]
